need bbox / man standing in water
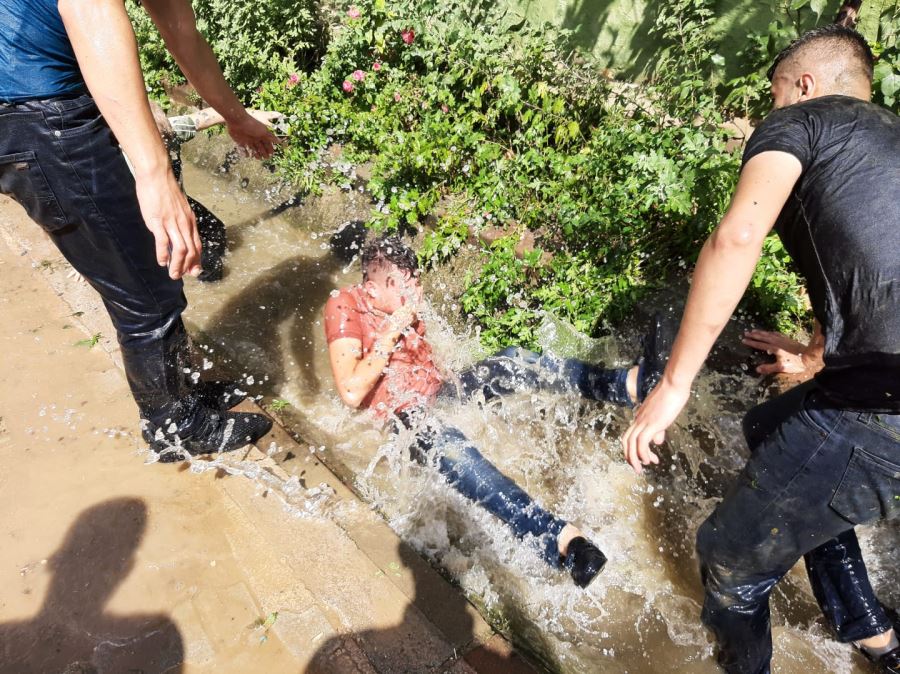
[326,235,667,588]
[622,26,899,674]
[0,0,278,460]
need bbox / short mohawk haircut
[768,24,874,82]
[361,235,418,281]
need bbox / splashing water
[175,160,891,674]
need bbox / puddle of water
[179,159,896,674]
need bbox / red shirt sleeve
[324,290,364,343]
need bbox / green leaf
[808,0,827,15]
[789,0,809,9]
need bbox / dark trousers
[0,94,195,427]
[400,346,632,566]
[697,380,900,673]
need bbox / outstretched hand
[226,112,279,159]
[621,380,690,474]
[741,329,809,375]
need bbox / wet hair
[767,24,874,84]
[360,235,418,282]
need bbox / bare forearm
[189,107,226,131]
[332,332,402,407]
[665,230,763,389]
[142,0,245,124]
[59,0,168,177]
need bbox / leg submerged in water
[451,312,673,407]
[409,420,607,588]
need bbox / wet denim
[0,95,197,427]
[399,347,632,566]
[698,380,900,674]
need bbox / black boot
[637,311,678,402]
[143,405,272,463]
[193,380,248,410]
[564,536,608,589]
[189,195,226,283]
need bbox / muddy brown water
[178,154,897,674]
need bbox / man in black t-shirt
[622,25,899,674]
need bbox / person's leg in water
[696,385,900,674]
[397,410,607,588]
[0,97,271,462]
[743,384,899,670]
[447,315,672,408]
[187,195,227,283]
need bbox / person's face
[365,265,422,314]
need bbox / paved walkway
[0,197,536,673]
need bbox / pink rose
[393,92,402,102]
[352,69,366,82]
[441,104,449,113]
[346,6,360,18]
[342,80,354,93]
[287,73,300,87]
[372,61,382,72]
[401,28,415,45]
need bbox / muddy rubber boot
[564,536,608,589]
[143,406,272,463]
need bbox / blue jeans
[398,347,632,566]
[0,95,197,427]
[698,380,900,674]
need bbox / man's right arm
[58,0,201,280]
[328,335,399,408]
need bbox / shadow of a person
[306,542,537,674]
[199,220,368,398]
[0,498,184,674]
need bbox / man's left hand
[622,380,690,473]
[226,113,279,159]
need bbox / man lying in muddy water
[325,235,668,588]
[0,0,278,461]
[622,25,899,674]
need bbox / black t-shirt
[742,95,900,411]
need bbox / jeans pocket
[830,446,900,525]
[0,151,68,231]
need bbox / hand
[247,109,284,127]
[621,379,690,474]
[225,112,279,159]
[388,304,417,334]
[741,329,808,375]
[134,168,201,279]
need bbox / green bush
[127,0,326,101]
[136,0,814,347]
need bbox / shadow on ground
[307,543,537,674]
[0,498,183,674]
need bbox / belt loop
[856,412,871,424]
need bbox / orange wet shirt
[324,286,444,416]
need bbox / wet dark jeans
[0,95,196,427]
[697,380,900,674]
[400,346,632,566]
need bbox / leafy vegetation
[126,0,326,100]
[133,0,879,348]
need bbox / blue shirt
[0,0,87,103]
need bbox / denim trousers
[399,346,632,566]
[697,380,900,674]
[0,95,196,427]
